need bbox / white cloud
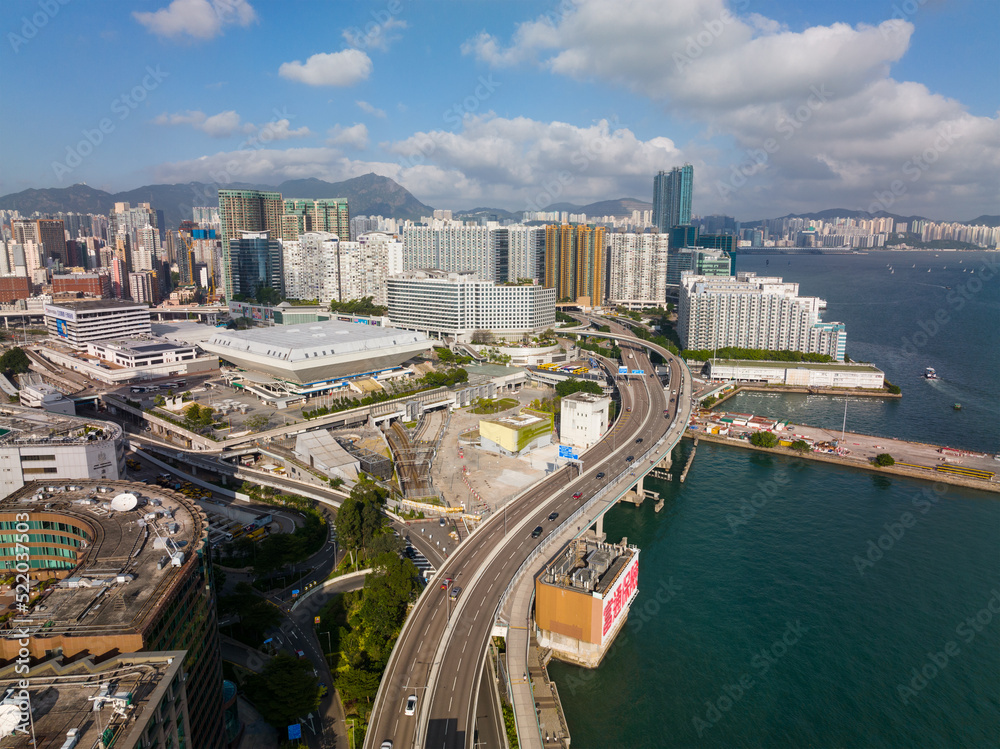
[461,0,1000,219]
[356,100,387,118]
[152,109,250,137]
[153,110,311,141]
[327,124,369,150]
[133,0,256,41]
[278,50,372,87]
[343,17,407,52]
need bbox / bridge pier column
[635,474,643,496]
[595,514,604,537]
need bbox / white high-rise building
[387,270,556,342]
[283,231,401,306]
[402,225,496,279]
[503,226,545,282]
[678,272,846,360]
[606,232,670,309]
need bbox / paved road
[365,323,686,749]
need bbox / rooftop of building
[0,406,121,446]
[44,300,149,313]
[709,359,881,373]
[562,391,610,404]
[0,480,207,640]
[540,538,637,597]
[0,651,186,748]
[204,320,429,362]
[481,411,545,431]
[149,321,218,346]
[88,336,197,355]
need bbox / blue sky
[2,0,997,220]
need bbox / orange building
[535,537,639,667]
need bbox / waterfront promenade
[686,413,998,493]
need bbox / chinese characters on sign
[602,554,640,640]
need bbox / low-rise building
[38,336,218,385]
[535,538,640,667]
[0,407,125,500]
[479,410,552,456]
[16,376,75,415]
[706,359,885,388]
[559,391,610,450]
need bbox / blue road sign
[558,445,580,460]
[631,369,644,375]
[292,589,300,597]
[288,724,302,740]
[618,366,628,374]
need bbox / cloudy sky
[3,0,998,220]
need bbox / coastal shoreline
[685,431,999,494]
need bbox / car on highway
[663,409,669,416]
[440,576,453,590]
[381,742,393,749]
[626,406,632,412]
[635,438,643,444]
[295,649,305,659]
[531,525,543,538]
[548,511,559,521]
[449,586,462,600]
[439,517,447,526]
[596,472,605,479]
[405,695,417,716]
[572,492,582,500]
[626,455,634,462]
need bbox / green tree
[873,453,895,467]
[244,414,271,432]
[153,395,167,407]
[243,653,320,729]
[335,480,389,564]
[197,406,215,427]
[335,667,382,703]
[885,381,901,395]
[183,403,202,428]
[790,440,811,453]
[555,378,603,398]
[750,431,778,448]
[0,347,31,376]
[701,395,717,408]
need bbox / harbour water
[550,251,1000,748]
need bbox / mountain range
[0,177,994,230]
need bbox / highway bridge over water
[365,319,693,749]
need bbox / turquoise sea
[550,251,1000,748]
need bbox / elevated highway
[366,321,692,748]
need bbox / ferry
[924,367,939,379]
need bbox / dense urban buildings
[652,165,693,232]
[229,231,284,300]
[218,189,284,299]
[606,232,670,308]
[283,230,400,306]
[0,480,227,747]
[402,225,497,279]
[544,224,606,306]
[502,225,546,283]
[44,299,151,348]
[51,271,111,298]
[678,272,847,360]
[665,247,731,287]
[282,197,351,241]
[387,269,556,341]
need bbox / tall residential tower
[652,165,694,232]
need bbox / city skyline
[2,0,997,221]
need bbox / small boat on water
[924,367,939,379]
[953,403,962,411]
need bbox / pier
[679,440,698,483]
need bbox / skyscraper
[606,232,670,309]
[218,189,284,299]
[282,198,351,241]
[652,165,694,232]
[230,231,284,300]
[543,224,606,305]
